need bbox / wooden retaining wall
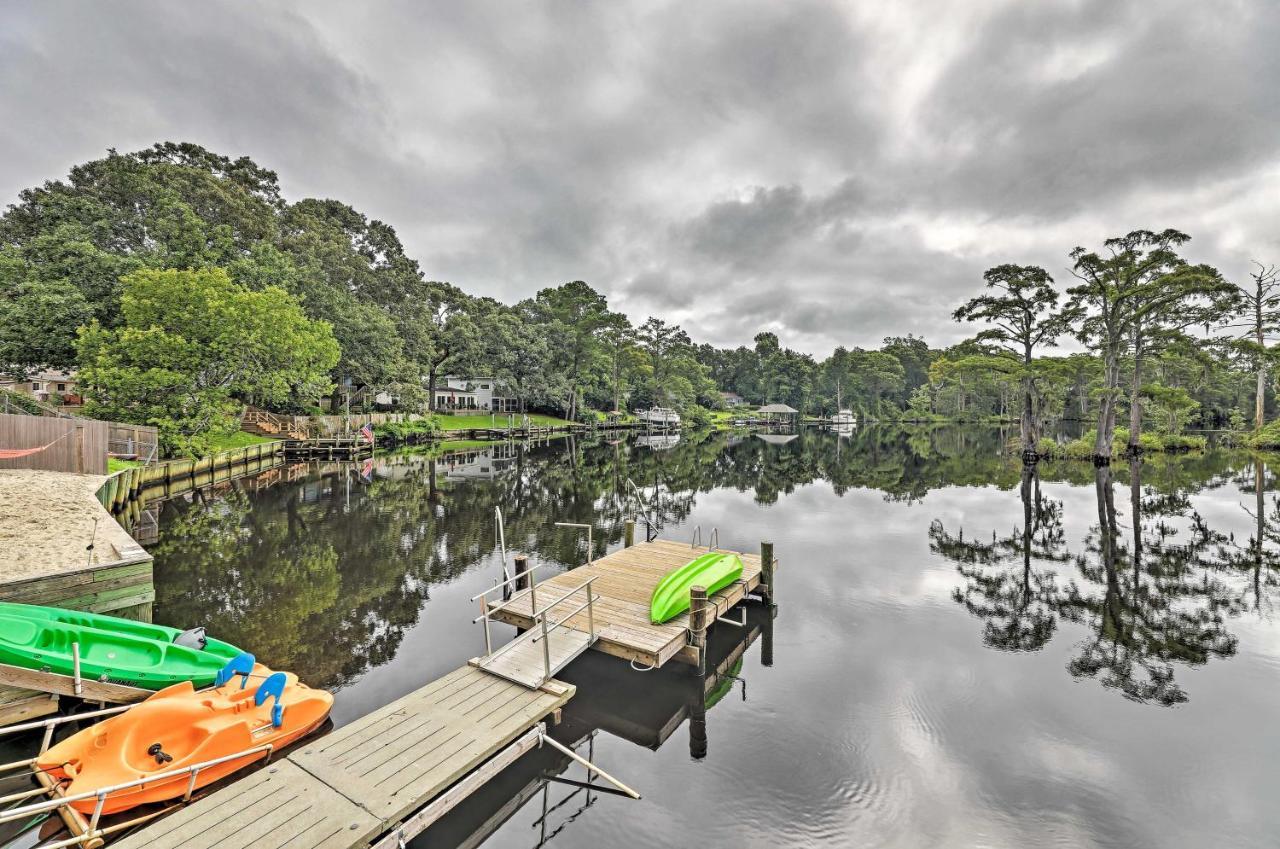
[0,413,107,474]
[97,442,286,510]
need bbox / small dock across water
[487,538,771,669]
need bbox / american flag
[360,456,374,482]
[359,422,375,444]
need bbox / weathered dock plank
[291,665,570,824]
[489,539,763,668]
[111,761,381,849]
[112,665,573,849]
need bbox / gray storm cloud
[1,0,1276,353]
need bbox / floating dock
[111,666,573,849]
[12,530,775,848]
[487,538,769,668]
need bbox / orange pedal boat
[36,653,333,815]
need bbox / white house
[431,376,519,412]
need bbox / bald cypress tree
[953,264,1075,458]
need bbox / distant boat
[831,383,856,429]
[638,407,681,427]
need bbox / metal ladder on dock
[470,516,599,688]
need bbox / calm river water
[143,427,1280,848]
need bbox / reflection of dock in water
[635,433,681,451]
[99,532,777,849]
[422,600,774,849]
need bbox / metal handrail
[0,703,132,773]
[469,562,550,601]
[528,577,595,619]
[554,522,594,566]
[531,593,600,642]
[690,525,702,548]
[0,741,275,832]
[626,478,654,528]
[710,527,719,551]
[495,507,509,583]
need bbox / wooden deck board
[112,665,572,849]
[489,540,762,667]
[475,625,592,687]
[290,665,572,825]
[111,761,381,849]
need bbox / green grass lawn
[204,431,278,454]
[432,413,572,431]
[107,457,141,473]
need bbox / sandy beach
[0,469,147,581]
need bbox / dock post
[513,554,530,592]
[624,520,635,548]
[690,585,709,675]
[761,601,775,668]
[688,690,708,760]
[760,540,775,606]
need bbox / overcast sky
[2,0,1277,355]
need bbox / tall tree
[1067,230,1224,460]
[1222,262,1280,430]
[954,264,1075,456]
[525,281,618,419]
[77,268,338,455]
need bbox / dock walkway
[488,539,764,668]
[112,665,572,849]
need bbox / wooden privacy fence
[0,413,107,475]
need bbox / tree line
[0,143,717,452]
[1,143,1274,458]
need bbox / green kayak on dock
[0,603,243,690]
[649,551,744,624]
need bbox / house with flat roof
[431,376,519,412]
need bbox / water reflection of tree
[934,459,1245,706]
[931,467,1067,651]
[1059,464,1236,706]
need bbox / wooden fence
[0,413,108,474]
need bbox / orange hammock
[0,429,73,460]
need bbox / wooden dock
[284,436,373,459]
[111,665,573,849]
[488,539,767,668]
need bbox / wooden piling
[760,540,775,605]
[513,554,530,592]
[689,585,709,675]
[624,520,635,548]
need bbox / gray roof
[756,403,798,414]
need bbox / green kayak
[649,552,744,624]
[0,603,243,690]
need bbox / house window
[31,382,40,391]
[480,384,489,389]
[56,383,66,392]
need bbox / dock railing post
[540,615,552,684]
[760,541,775,606]
[689,585,709,675]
